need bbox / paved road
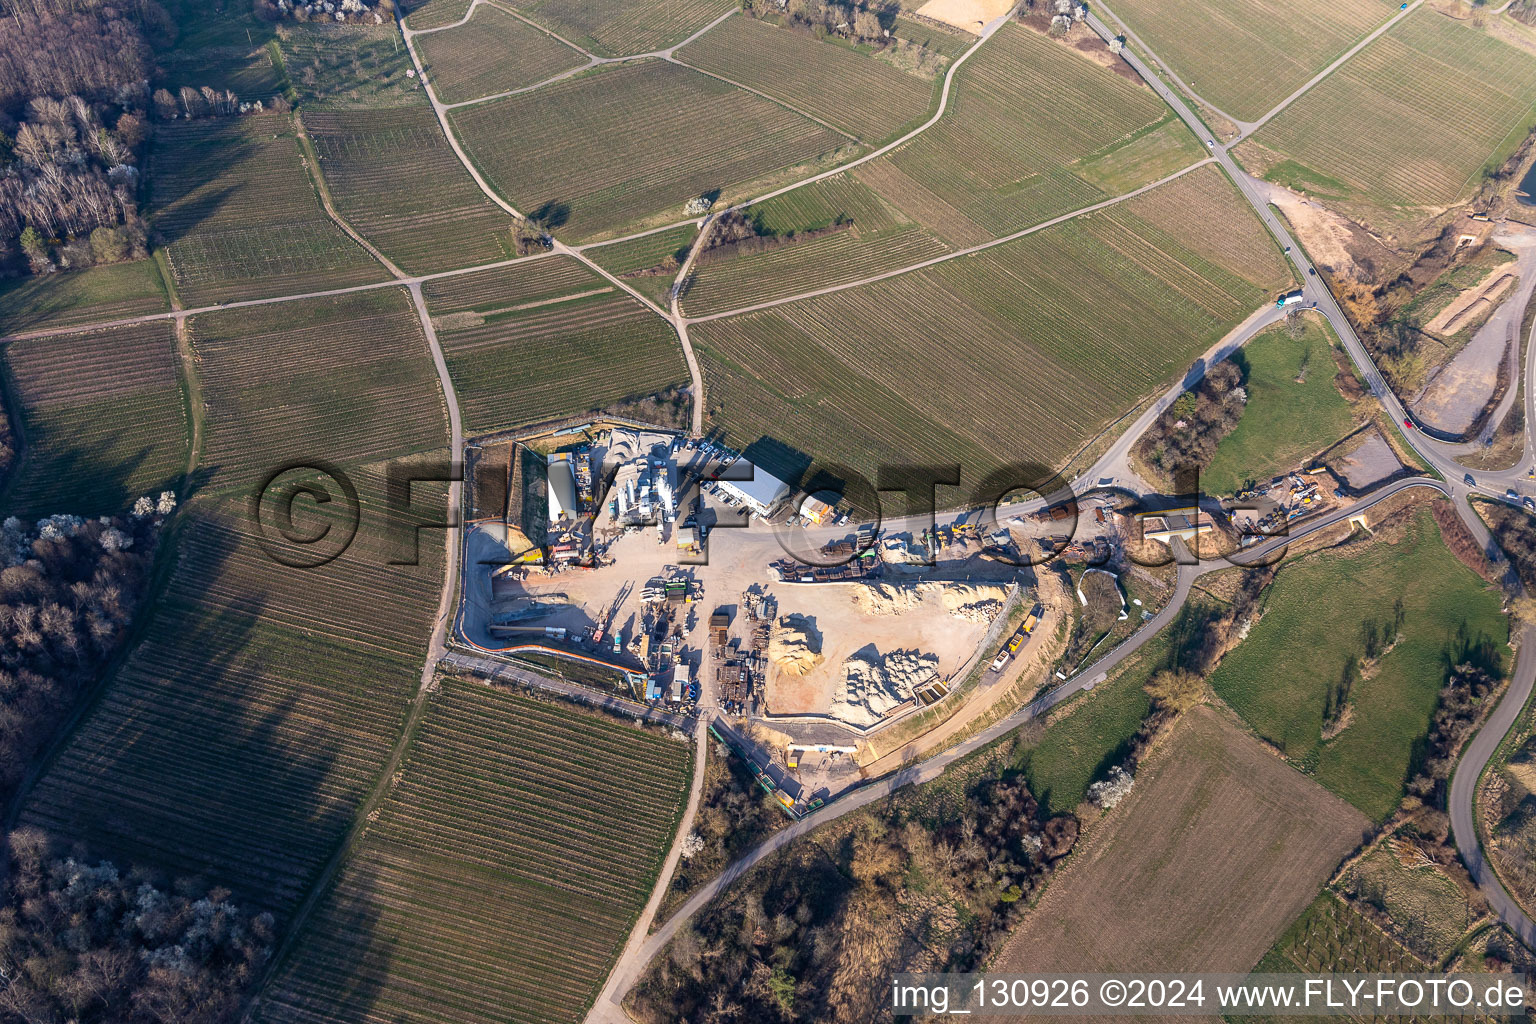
[588,477,1451,1021]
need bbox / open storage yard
[449,59,848,240]
[1238,9,1536,216]
[675,14,937,142]
[252,679,690,1024]
[691,164,1291,487]
[423,256,688,433]
[0,321,187,518]
[996,706,1368,973]
[1207,504,1507,821]
[149,113,390,306]
[413,4,586,105]
[1104,0,1397,122]
[303,106,517,273]
[850,23,1198,245]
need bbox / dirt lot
[1331,428,1404,490]
[994,707,1367,1008]
[914,0,1011,32]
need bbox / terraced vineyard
[189,289,449,493]
[585,223,698,306]
[414,4,586,104]
[1240,9,1536,212]
[19,287,451,914]
[304,107,517,273]
[150,114,390,305]
[691,164,1292,485]
[449,59,848,240]
[424,256,689,432]
[496,0,737,56]
[21,483,449,913]
[252,679,691,1024]
[853,24,1185,244]
[680,173,952,317]
[400,0,473,30]
[0,261,169,335]
[1105,0,1396,122]
[1,321,187,518]
[676,14,936,142]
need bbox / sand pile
[833,649,940,727]
[769,615,823,677]
[852,581,1008,622]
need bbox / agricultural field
[413,4,586,105]
[676,15,937,142]
[1018,630,1163,815]
[155,0,286,99]
[400,0,473,31]
[1104,0,1396,122]
[189,289,448,493]
[448,60,848,240]
[19,288,450,913]
[996,707,1368,973]
[679,173,951,317]
[21,480,449,914]
[303,107,517,273]
[1238,9,1536,216]
[278,22,424,109]
[252,680,691,1024]
[149,113,390,306]
[1201,315,1360,495]
[0,260,169,335]
[851,23,1191,245]
[495,0,738,56]
[690,164,1291,489]
[1207,505,1507,820]
[0,322,187,519]
[584,224,698,307]
[422,256,689,432]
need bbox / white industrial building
[716,463,791,517]
[547,455,579,521]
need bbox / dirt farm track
[993,707,1369,1019]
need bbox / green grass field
[155,0,286,99]
[852,24,1194,245]
[252,680,691,1024]
[676,14,937,142]
[449,59,848,240]
[19,287,450,915]
[414,4,586,105]
[692,164,1291,488]
[1207,506,1507,820]
[0,261,169,335]
[679,172,951,317]
[495,0,737,56]
[303,106,517,273]
[1019,631,1166,815]
[279,23,423,109]
[0,322,187,518]
[1240,9,1536,212]
[1202,316,1359,494]
[422,256,689,432]
[150,113,390,306]
[1105,0,1396,122]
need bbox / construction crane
[591,580,632,648]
